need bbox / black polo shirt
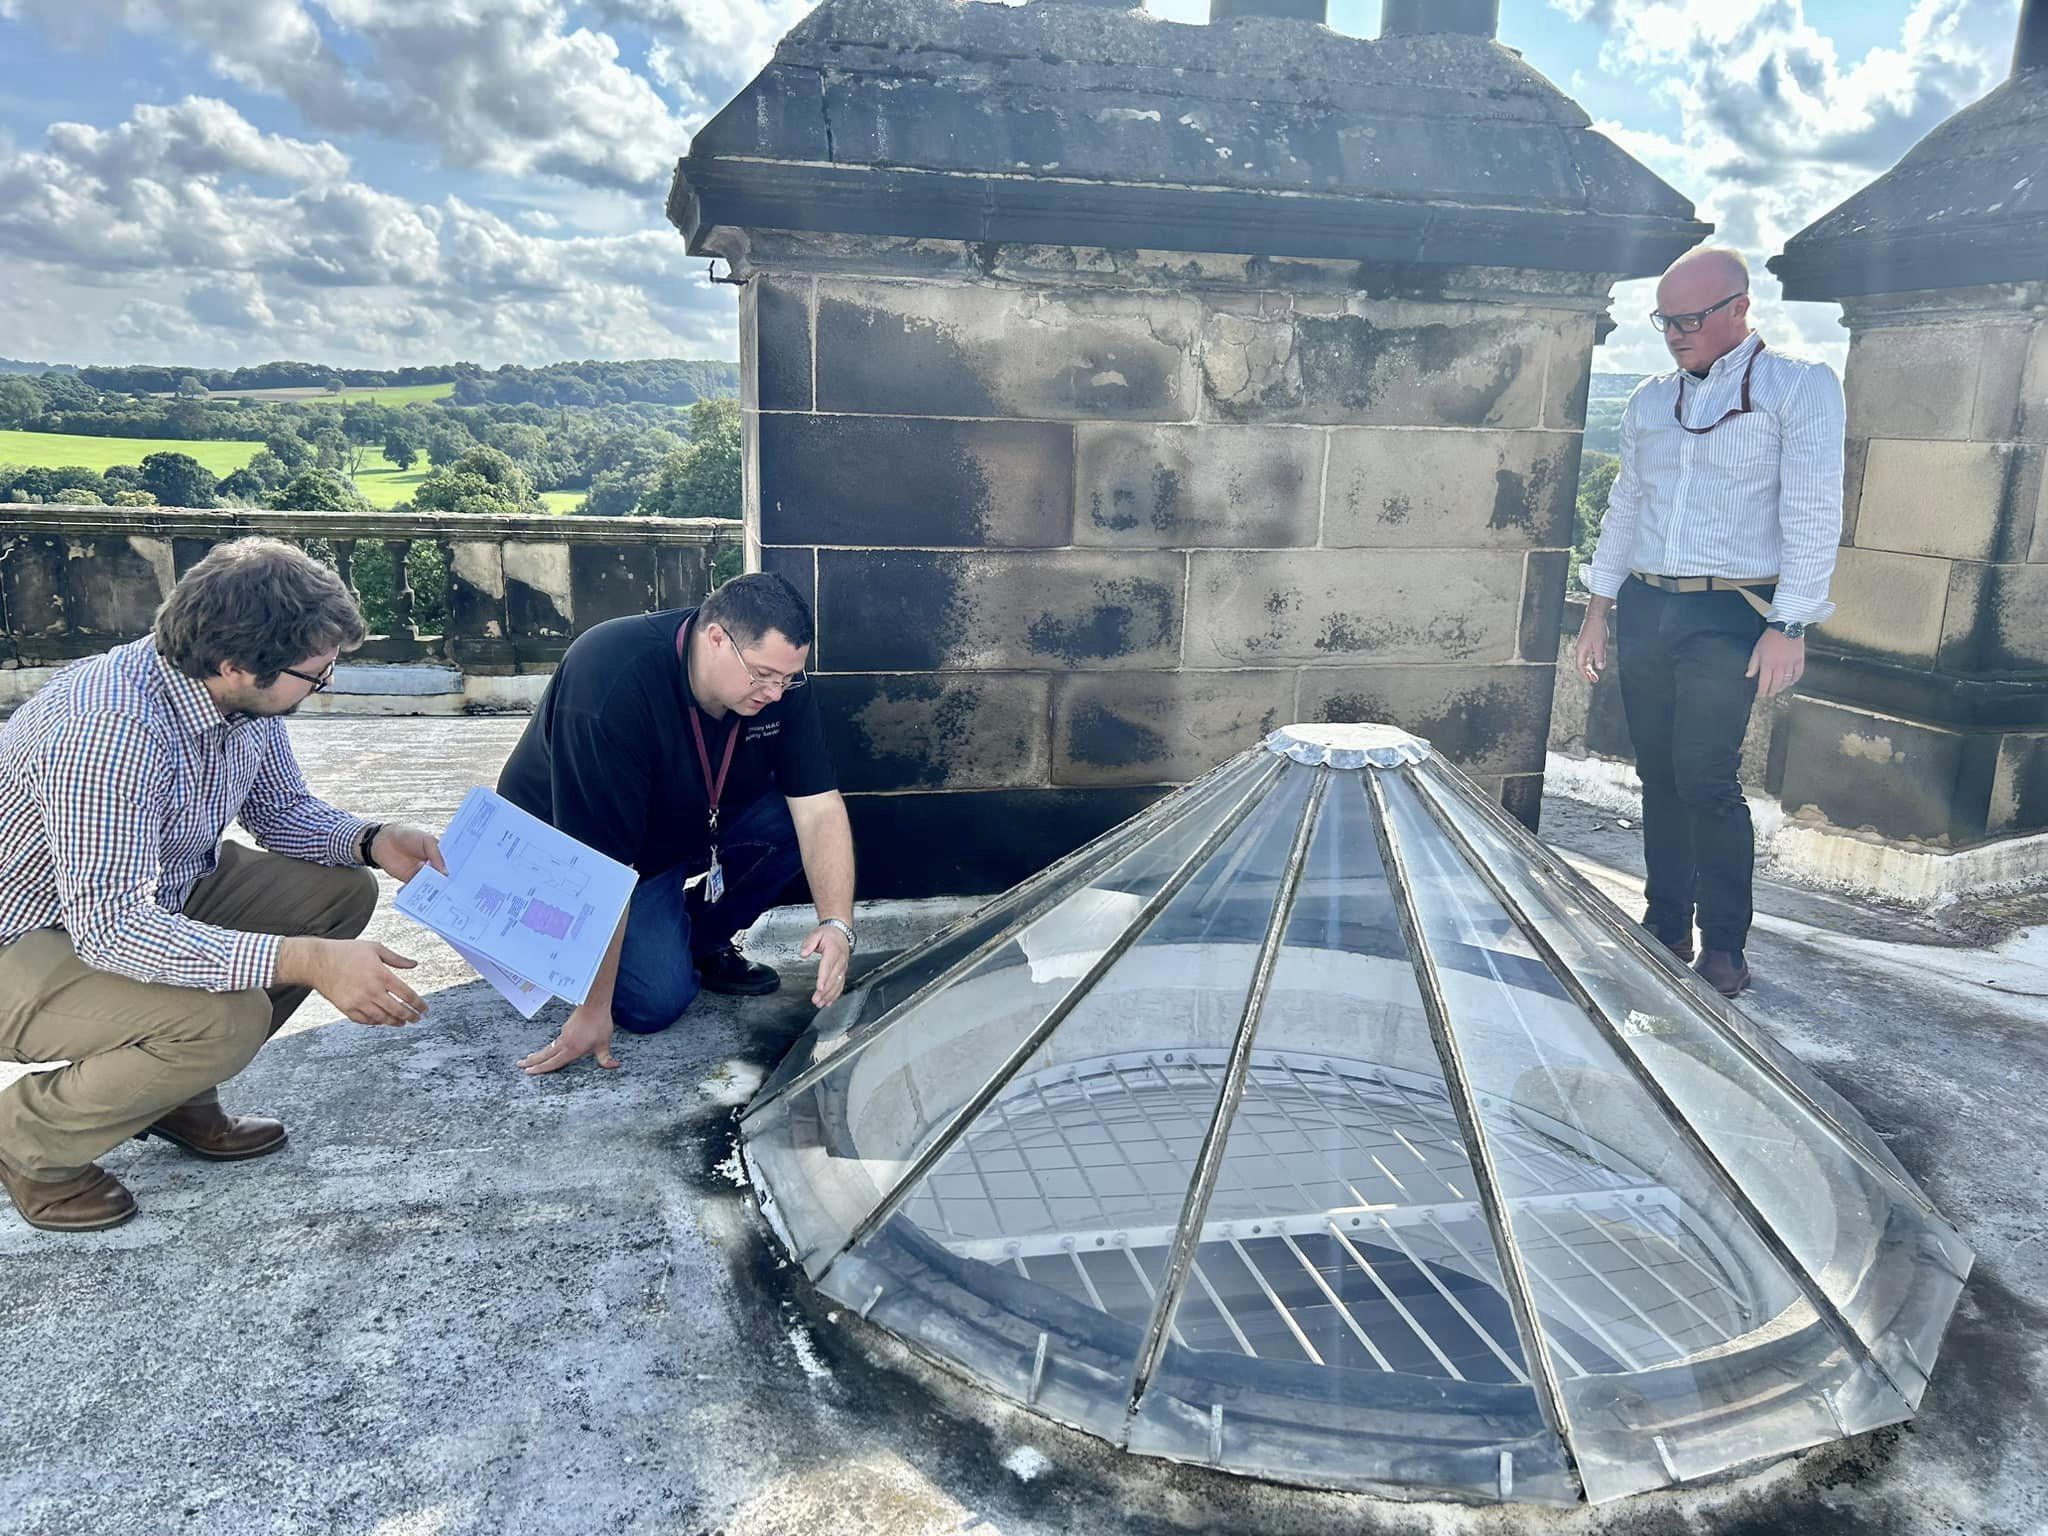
[496,608,834,879]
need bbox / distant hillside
[0,357,73,376]
[1588,372,1647,400]
[451,359,740,408]
[1584,373,1644,454]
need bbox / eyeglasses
[1649,292,1746,334]
[732,644,807,695]
[279,660,335,693]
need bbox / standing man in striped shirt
[0,539,445,1233]
[1573,247,1845,999]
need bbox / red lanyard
[679,619,740,840]
[1674,338,1764,435]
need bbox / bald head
[1654,246,1753,371]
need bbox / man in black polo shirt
[496,573,856,1073]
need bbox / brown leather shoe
[0,1157,138,1232]
[1694,949,1752,998]
[139,1101,287,1161]
[1664,935,1697,965]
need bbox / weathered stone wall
[746,240,1601,896]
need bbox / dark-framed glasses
[280,660,336,693]
[1649,292,1746,334]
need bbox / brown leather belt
[1631,571,1776,618]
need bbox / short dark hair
[699,572,814,650]
[154,537,367,686]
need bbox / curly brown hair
[153,537,367,686]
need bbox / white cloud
[0,97,733,368]
[1557,0,2013,372]
[0,0,695,192]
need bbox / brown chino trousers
[0,843,378,1178]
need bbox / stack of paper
[395,787,638,1018]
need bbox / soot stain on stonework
[817,296,998,418]
[1067,700,1168,770]
[1490,467,1532,533]
[1089,487,1141,533]
[1379,493,1411,527]
[1311,611,1481,659]
[1149,466,1183,532]
[1295,314,1386,415]
[1026,576,1176,663]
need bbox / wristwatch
[1765,620,1809,639]
[359,823,384,869]
[820,917,857,953]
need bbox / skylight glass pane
[1375,769,1912,1502]
[760,763,1311,1445]
[1419,763,1972,1414]
[1124,768,1575,1503]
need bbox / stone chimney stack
[1763,5,2048,873]
[671,0,1705,897]
[1381,0,1499,38]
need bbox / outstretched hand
[371,823,448,884]
[519,1002,620,1075]
[1746,629,1806,699]
[800,924,851,1010]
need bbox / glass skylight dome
[740,723,1973,1505]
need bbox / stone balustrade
[0,506,741,689]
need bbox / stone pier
[671,0,1705,897]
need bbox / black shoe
[695,944,781,996]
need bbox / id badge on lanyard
[682,620,741,905]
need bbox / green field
[0,429,264,477]
[158,381,459,406]
[2,429,585,513]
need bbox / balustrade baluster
[334,539,360,612]
[387,539,416,639]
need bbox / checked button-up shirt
[0,635,373,992]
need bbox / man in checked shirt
[0,538,446,1232]
[1574,247,1845,1000]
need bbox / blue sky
[0,0,2025,372]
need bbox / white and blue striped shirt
[1587,333,1845,625]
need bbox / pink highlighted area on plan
[519,898,576,940]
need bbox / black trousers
[1614,575,1769,955]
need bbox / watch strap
[359,823,384,869]
[820,917,856,953]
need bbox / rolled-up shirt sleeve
[237,719,374,867]
[1769,363,1846,626]
[36,713,280,991]
[1586,390,1648,600]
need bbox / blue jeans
[612,794,805,1035]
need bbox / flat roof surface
[2,716,2043,1535]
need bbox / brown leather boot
[1664,935,1696,965]
[1694,949,1752,998]
[139,1100,288,1161]
[0,1156,138,1232]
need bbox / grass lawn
[0,429,264,478]
[162,382,459,406]
[4,430,585,514]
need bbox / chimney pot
[1380,0,1500,39]
[2017,0,2048,76]
[1209,0,1329,23]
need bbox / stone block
[1519,550,1570,662]
[1845,320,2000,440]
[1776,697,1997,847]
[1324,429,1579,551]
[1073,423,1320,548]
[2024,319,2048,444]
[503,542,572,638]
[1945,561,2048,675]
[1052,670,1295,787]
[752,275,813,412]
[812,673,1051,793]
[1299,663,1554,777]
[1989,730,2048,836]
[846,786,1169,899]
[1542,313,1599,432]
[1820,547,1953,666]
[1184,548,1524,667]
[653,542,716,612]
[814,279,1197,422]
[446,540,506,639]
[1501,772,1544,833]
[569,542,660,634]
[759,415,1073,548]
[1198,302,1554,428]
[0,536,67,639]
[64,536,170,636]
[1855,440,2038,562]
[819,549,1184,671]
